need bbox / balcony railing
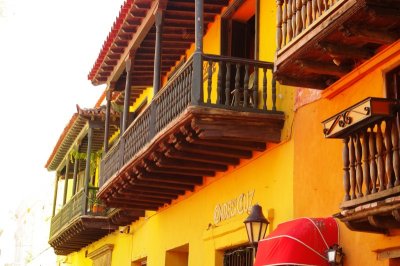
[323,98,400,232]
[275,0,400,89]
[49,187,101,239]
[276,0,341,51]
[100,53,279,188]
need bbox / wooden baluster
[324,0,329,10]
[362,131,370,195]
[355,133,363,198]
[343,137,351,201]
[272,77,277,111]
[243,65,249,108]
[253,67,259,109]
[385,120,394,189]
[317,0,323,16]
[217,61,223,104]
[287,0,293,41]
[292,0,297,37]
[262,68,267,110]
[392,118,400,186]
[207,60,212,104]
[369,129,377,193]
[277,0,283,50]
[312,0,317,19]
[234,63,241,107]
[307,0,313,25]
[376,122,386,191]
[301,0,307,32]
[225,63,231,106]
[349,135,356,200]
[282,0,287,45]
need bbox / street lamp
[244,204,269,250]
[327,244,344,265]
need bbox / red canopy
[255,217,339,266]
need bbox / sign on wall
[213,190,255,224]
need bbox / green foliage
[69,149,102,177]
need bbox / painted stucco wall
[293,41,400,266]
[62,1,296,265]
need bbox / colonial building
[45,0,400,265]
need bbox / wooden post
[362,131,370,195]
[195,0,203,53]
[192,0,204,105]
[62,159,70,205]
[122,54,133,134]
[153,11,163,96]
[355,133,363,197]
[104,88,113,154]
[369,129,378,193]
[52,174,59,217]
[276,0,283,51]
[71,156,79,196]
[84,125,93,214]
[255,0,260,59]
[343,137,350,201]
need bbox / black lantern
[327,244,344,265]
[244,204,269,249]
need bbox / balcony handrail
[49,187,100,239]
[50,189,85,238]
[99,53,280,187]
[276,0,343,51]
[202,54,274,69]
[327,99,400,209]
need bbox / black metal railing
[100,53,278,187]
[49,187,102,239]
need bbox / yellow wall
[63,1,296,265]
[293,41,400,266]
[66,140,294,265]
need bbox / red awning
[255,217,339,266]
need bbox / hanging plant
[69,149,103,177]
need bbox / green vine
[69,149,103,177]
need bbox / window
[223,246,254,266]
[165,244,189,266]
[87,244,114,266]
[132,258,147,266]
[386,65,400,99]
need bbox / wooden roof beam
[295,60,349,78]
[276,74,328,90]
[143,159,215,177]
[341,25,399,45]
[317,42,373,60]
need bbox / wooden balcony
[275,0,400,89]
[98,53,285,214]
[49,188,144,255]
[322,97,400,233]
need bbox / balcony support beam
[84,125,93,214]
[103,88,113,153]
[296,60,349,78]
[122,52,135,133]
[72,156,79,196]
[317,42,373,61]
[52,174,59,217]
[255,0,260,60]
[62,159,70,206]
[195,0,203,53]
[153,10,164,96]
[343,25,399,45]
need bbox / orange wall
[293,41,400,265]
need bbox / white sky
[0,0,122,224]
